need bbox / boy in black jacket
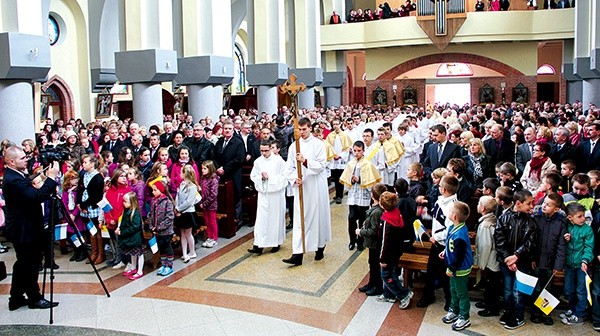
[376,192,414,309]
[530,193,567,325]
[394,178,417,253]
[494,189,537,330]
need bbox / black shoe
[28,298,59,309]
[499,311,512,325]
[416,296,434,308]
[75,253,87,262]
[475,302,486,309]
[247,246,263,254]
[504,317,525,330]
[478,309,500,317]
[8,296,28,311]
[530,314,542,324]
[358,284,373,293]
[348,243,355,251]
[357,244,364,251]
[270,246,280,253]
[69,253,78,262]
[282,254,303,266]
[315,247,325,260]
[365,287,383,296]
[60,247,69,255]
[43,263,59,270]
[543,316,554,325]
[335,197,342,204]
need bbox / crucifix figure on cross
[279,73,308,255]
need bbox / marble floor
[0,201,597,335]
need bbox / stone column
[132,83,164,128]
[115,49,178,128]
[247,63,288,115]
[567,80,583,103]
[323,71,345,108]
[291,68,323,110]
[0,33,50,142]
[582,79,600,105]
[563,62,583,103]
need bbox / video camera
[39,147,71,166]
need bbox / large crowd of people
[0,98,599,332]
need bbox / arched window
[233,44,246,94]
[435,63,474,77]
[537,64,556,75]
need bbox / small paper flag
[54,224,67,240]
[101,225,110,238]
[148,236,158,254]
[413,220,428,242]
[515,269,538,295]
[87,220,98,236]
[97,198,113,213]
[70,233,84,248]
[534,289,560,315]
[587,274,593,306]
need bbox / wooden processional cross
[279,73,307,254]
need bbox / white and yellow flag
[534,289,560,315]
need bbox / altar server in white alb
[247,141,288,254]
[283,118,332,266]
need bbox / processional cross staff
[279,73,307,254]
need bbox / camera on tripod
[39,147,71,166]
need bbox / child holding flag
[116,192,146,280]
[61,170,86,262]
[530,193,567,325]
[494,189,537,330]
[440,201,473,331]
[561,202,594,325]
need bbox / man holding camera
[3,146,60,311]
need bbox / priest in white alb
[283,118,332,266]
[247,141,288,254]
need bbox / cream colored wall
[49,0,93,122]
[365,42,539,79]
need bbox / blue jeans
[592,265,600,325]
[500,264,528,319]
[564,266,588,318]
[381,264,410,300]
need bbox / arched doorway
[41,75,75,122]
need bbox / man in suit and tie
[422,124,461,185]
[577,122,600,172]
[3,146,60,311]
[239,122,256,163]
[484,124,515,169]
[130,134,144,157]
[515,127,536,177]
[213,120,246,223]
[159,122,174,147]
[549,126,576,166]
[100,126,124,162]
[148,133,161,162]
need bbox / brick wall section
[470,76,537,106]
[366,79,426,108]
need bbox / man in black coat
[99,126,124,163]
[577,122,600,172]
[422,124,461,185]
[3,146,60,311]
[185,124,214,166]
[484,124,515,169]
[213,121,246,222]
[549,126,576,166]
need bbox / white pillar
[582,78,600,105]
[257,86,278,114]
[298,87,315,110]
[0,81,35,143]
[132,83,164,128]
[188,85,223,122]
[326,87,342,107]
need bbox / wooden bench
[195,180,237,238]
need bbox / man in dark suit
[100,126,124,162]
[213,121,246,222]
[148,133,161,162]
[3,146,60,311]
[159,122,174,147]
[484,124,515,169]
[549,126,576,166]
[577,122,600,172]
[185,124,214,166]
[422,124,461,184]
[515,127,536,177]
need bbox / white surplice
[251,154,288,247]
[286,135,332,254]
